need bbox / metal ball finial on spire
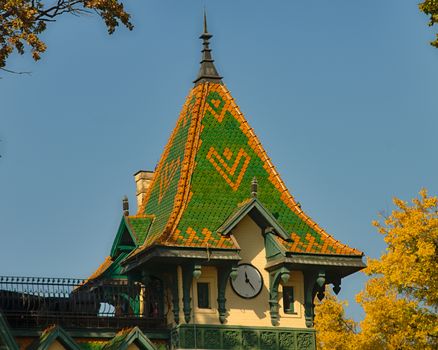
[193,10,223,85]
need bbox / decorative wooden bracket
[181,264,198,323]
[333,277,341,295]
[169,267,180,324]
[303,270,326,328]
[268,266,291,326]
[217,264,236,324]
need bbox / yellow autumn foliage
[315,190,438,350]
[314,288,358,350]
[0,0,133,69]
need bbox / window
[197,282,210,309]
[283,286,295,314]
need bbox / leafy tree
[419,0,438,47]
[315,190,438,350]
[0,0,132,70]
[314,288,357,350]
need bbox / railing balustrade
[0,276,166,330]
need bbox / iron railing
[0,276,166,330]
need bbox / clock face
[230,263,263,299]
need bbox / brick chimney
[134,170,154,211]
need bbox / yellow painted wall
[127,343,140,350]
[169,215,306,328]
[192,266,218,324]
[225,215,306,328]
[48,340,66,350]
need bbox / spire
[193,11,223,85]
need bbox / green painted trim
[28,326,81,350]
[102,327,157,350]
[217,198,291,242]
[121,246,240,273]
[169,268,180,324]
[303,270,326,328]
[110,217,136,258]
[265,255,365,275]
[0,314,19,350]
[268,267,291,326]
[117,245,135,251]
[172,324,316,350]
[181,265,194,323]
[11,329,170,340]
[104,252,130,279]
[265,233,286,260]
[217,265,234,324]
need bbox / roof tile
[128,82,362,257]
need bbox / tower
[88,14,365,350]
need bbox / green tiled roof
[126,216,153,246]
[102,327,157,350]
[129,82,362,257]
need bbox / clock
[230,263,263,299]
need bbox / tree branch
[0,67,32,75]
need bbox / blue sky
[1,1,437,321]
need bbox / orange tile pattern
[129,82,362,257]
[206,147,251,191]
[85,256,113,281]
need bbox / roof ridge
[136,88,201,215]
[131,83,208,253]
[162,83,211,244]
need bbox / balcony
[0,276,166,331]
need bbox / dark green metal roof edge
[265,254,366,270]
[284,250,365,258]
[110,216,136,258]
[121,245,241,273]
[102,327,157,350]
[217,197,292,242]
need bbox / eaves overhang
[121,245,241,274]
[266,253,366,279]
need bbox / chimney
[134,170,154,210]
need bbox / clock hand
[244,271,256,291]
[247,280,256,291]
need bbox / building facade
[0,15,365,350]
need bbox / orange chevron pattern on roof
[131,81,362,257]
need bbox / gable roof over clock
[122,15,363,267]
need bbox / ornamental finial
[122,195,129,216]
[193,10,223,85]
[251,177,258,197]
